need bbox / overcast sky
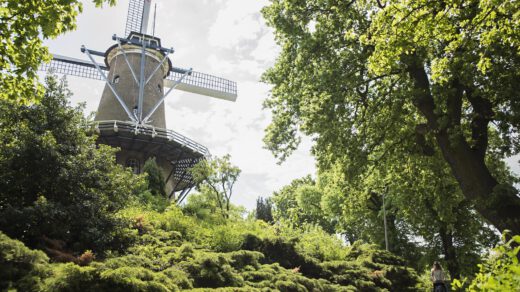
[44,0,316,210]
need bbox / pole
[383,192,389,251]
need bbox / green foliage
[143,157,167,198]
[135,157,170,211]
[0,76,143,253]
[262,0,520,235]
[453,233,520,291]
[294,225,347,262]
[271,176,336,233]
[262,0,508,277]
[182,191,234,223]
[255,197,274,223]
[315,151,499,276]
[1,204,420,291]
[0,0,115,104]
[0,232,49,291]
[190,155,241,218]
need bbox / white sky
[44,0,316,210]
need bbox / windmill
[40,0,238,203]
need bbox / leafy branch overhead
[262,0,520,235]
[0,0,116,104]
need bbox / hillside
[1,204,419,291]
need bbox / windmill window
[126,158,140,174]
[113,75,120,84]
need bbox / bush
[0,232,49,291]
[1,192,420,291]
[181,252,244,288]
[295,225,347,262]
[453,233,520,291]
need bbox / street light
[382,191,389,251]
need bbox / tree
[271,176,337,233]
[318,151,500,278]
[0,75,143,253]
[255,197,274,223]
[0,0,115,104]
[262,0,520,234]
[143,157,166,197]
[190,155,241,218]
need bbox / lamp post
[383,192,389,251]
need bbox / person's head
[433,261,442,270]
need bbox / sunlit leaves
[0,0,116,103]
[190,155,241,218]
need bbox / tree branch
[445,78,464,128]
[464,86,492,160]
[405,56,438,129]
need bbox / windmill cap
[104,33,173,78]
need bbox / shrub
[295,225,347,261]
[142,158,166,198]
[0,232,49,291]
[453,233,520,291]
[181,252,244,288]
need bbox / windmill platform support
[94,120,208,199]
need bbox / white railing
[94,120,210,156]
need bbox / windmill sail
[41,55,237,102]
[165,68,238,102]
[125,0,152,36]
[40,54,107,81]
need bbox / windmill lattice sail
[166,68,237,101]
[41,54,106,80]
[42,55,238,102]
[125,0,152,36]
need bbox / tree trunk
[406,59,520,235]
[439,225,460,279]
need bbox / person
[431,261,446,292]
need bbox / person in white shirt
[430,261,446,292]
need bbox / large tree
[0,76,142,253]
[0,0,115,103]
[318,150,500,278]
[262,0,520,234]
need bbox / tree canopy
[190,154,241,218]
[262,0,520,235]
[0,0,115,103]
[0,75,142,253]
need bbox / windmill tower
[41,0,237,202]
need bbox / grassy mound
[1,206,418,291]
